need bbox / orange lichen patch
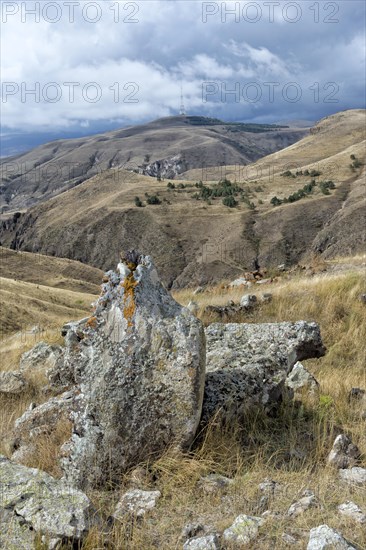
[122,267,138,328]
[86,315,97,329]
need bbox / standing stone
[61,252,206,489]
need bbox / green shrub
[270,196,282,206]
[134,196,143,207]
[223,195,238,208]
[146,194,161,205]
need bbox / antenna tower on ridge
[179,83,186,116]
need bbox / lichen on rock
[59,251,206,489]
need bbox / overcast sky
[1,0,365,136]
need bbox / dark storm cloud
[1,0,365,131]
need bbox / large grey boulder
[202,321,325,423]
[0,455,99,549]
[59,252,206,489]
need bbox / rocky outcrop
[202,321,325,423]
[0,455,99,549]
[18,252,206,490]
[138,154,188,179]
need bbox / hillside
[0,254,365,549]
[0,109,364,288]
[0,116,307,211]
[0,249,101,336]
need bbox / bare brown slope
[0,110,364,288]
[0,277,97,336]
[0,247,103,294]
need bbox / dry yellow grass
[81,259,366,549]
[1,256,365,549]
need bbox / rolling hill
[0,116,307,211]
[0,110,364,288]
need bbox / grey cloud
[0,0,364,133]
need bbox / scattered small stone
[307,524,356,549]
[128,466,150,488]
[327,434,360,469]
[256,278,272,285]
[338,501,366,523]
[287,490,317,518]
[113,489,161,519]
[282,532,300,545]
[359,293,366,304]
[261,292,273,303]
[0,371,28,395]
[339,467,366,486]
[181,523,205,540]
[277,264,286,272]
[258,478,282,496]
[183,534,220,550]
[187,300,199,315]
[223,515,263,545]
[286,362,319,394]
[348,387,365,402]
[198,474,233,494]
[229,277,250,288]
[240,294,257,309]
[262,510,281,520]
